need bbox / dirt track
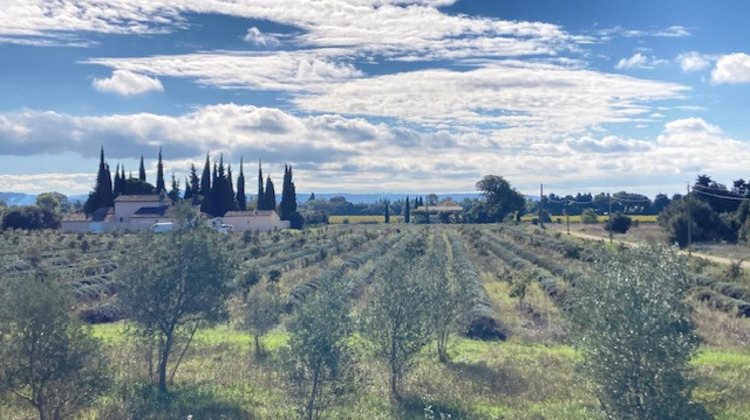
[561,230,750,269]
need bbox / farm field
[328,215,405,224]
[520,214,658,224]
[2,224,750,419]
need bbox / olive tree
[242,281,284,357]
[117,224,235,393]
[286,280,358,420]
[0,273,110,420]
[362,252,431,400]
[569,245,711,419]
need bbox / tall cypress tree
[138,154,147,181]
[168,173,181,203]
[200,153,213,214]
[257,159,264,210]
[113,164,122,197]
[280,164,298,221]
[212,160,224,216]
[226,163,237,212]
[404,196,410,223]
[183,176,193,201]
[156,147,165,193]
[384,199,390,223]
[264,176,276,211]
[236,157,247,211]
[86,147,114,214]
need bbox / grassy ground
[328,215,405,224]
[521,214,659,223]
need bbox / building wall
[60,221,91,233]
[114,201,160,222]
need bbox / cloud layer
[92,70,164,95]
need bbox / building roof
[131,205,171,218]
[61,207,114,222]
[223,210,277,217]
[114,194,163,203]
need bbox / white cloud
[242,27,280,46]
[86,51,363,92]
[711,53,750,84]
[92,70,164,95]
[652,25,691,37]
[596,25,691,40]
[615,53,668,70]
[677,51,713,72]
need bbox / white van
[151,222,174,233]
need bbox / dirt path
[561,230,750,269]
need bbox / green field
[521,214,659,223]
[2,224,750,419]
[329,214,405,224]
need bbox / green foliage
[569,246,711,420]
[658,197,729,247]
[0,273,110,419]
[242,281,284,357]
[362,250,431,400]
[116,226,236,392]
[285,281,358,419]
[2,205,60,230]
[580,209,598,224]
[604,211,632,233]
[467,175,525,223]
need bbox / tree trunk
[306,367,320,420]
[254,334,261,357]
[158,333,173,393]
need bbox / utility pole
[565,205,570,235]
[539,183,544,229]
[685,184,693,257]
[608,193,613,244]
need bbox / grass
[521,214,658,223]
[329,215,405,224]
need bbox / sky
[1,0,750,198]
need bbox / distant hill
[0,192,36,206]
[0,192,89,207]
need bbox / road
[561,230,750,269]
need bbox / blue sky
[1,0,749,198]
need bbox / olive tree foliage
[423,251,471,363]
[569,246,711,420]
[466,175,526,223]
[0,270,109,420]
[362,247,431,400]
[242,281,284,357]
[116,223,236,393]
[285,280,358,420]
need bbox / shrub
[604,211,632,233]
[580,209,598,224]
[569,246,710,419]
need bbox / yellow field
[521,214,658,223]
[328,215,406,224]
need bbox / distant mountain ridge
[0,192,89,206]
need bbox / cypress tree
[227,164,238,212]
[138,154,146,181]
[113,164,122,197]
[120,166,126,194]
[200,153,213,214]
[404,196,410,223]
[86,148,115,214]
[212,159,225,217]
[384,199,390,223]
[280,165,292,220]
[183,176,192,201]
[186,163,200,202]
[236,157,247,211]
[168,173,180,203]
[156,147,165,193]
[264,176,276,211]
[257,159,264,210]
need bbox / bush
[569,246,710,419]
[580,209,598,224]
[658,197,729,247]
[604,211,632,233]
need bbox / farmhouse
[61,195,289,233]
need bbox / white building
[61,195,290,233]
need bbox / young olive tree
[423,252,470,363]
[0,273,110,420]
[569,245,711,419]
[117,224,235,393]
[286,280,357,420]
[362,252,431,400]
[242,281,284,357]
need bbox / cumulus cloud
[677,51,713,72]
[242,27,280,46]
[711,53,750,84]
[615,53,668,70]
[92,70,164,95]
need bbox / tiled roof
[132,205,171,217]
[114,194,163,203]
[62,207,114,222]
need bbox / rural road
[561,230,750,269]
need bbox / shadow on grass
[446,360,529,397]
[99,381,255,419]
